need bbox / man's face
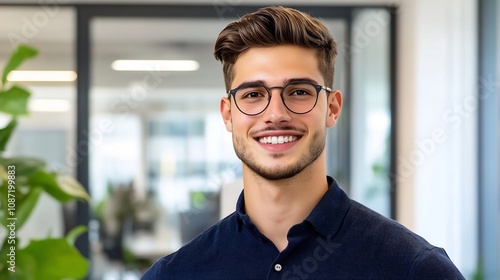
[220,45,342,181]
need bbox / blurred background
[0,0,497,279]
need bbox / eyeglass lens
[233,83,319,115]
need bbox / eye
[238,87,267,100]
[285,83,317,97]
[243,91,263,98]
[290,89,310,96]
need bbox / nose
[261,87,291,124]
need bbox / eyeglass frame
[227,80,332,116]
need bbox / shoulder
[344,200,422,243]
[341,201,464,278]
[408,247,465,279]
[142,213,238,279]
[346,200,431,248]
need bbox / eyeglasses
[228,81,332,116]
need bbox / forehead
[231,45,323,87]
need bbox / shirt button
[274,264,282,272]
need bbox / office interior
[0,0,498,279]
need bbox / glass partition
[350,9,392,216]
[89,18,241,278]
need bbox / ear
[326,90,342,128]
[220,97,233,132]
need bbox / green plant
[0,45,90,279]
[472,258,484,280]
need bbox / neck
[242,157,329,252]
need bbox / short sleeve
[407,247,465,280]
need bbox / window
[478,0,500,278]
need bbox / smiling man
[142,6,464,280]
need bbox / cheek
[316,100,331,126]
[231,114,256,136]
[307,105,328,125]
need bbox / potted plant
[0,45,90,279]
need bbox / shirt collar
[235,190,249,231]
[235,176,352,237]
[304,176,352,237]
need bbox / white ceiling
[0,7,231,89]
[90,17,230,88]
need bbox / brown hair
[214,6,337,92]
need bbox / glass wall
[88,17,241,278]
[350,9,392,216]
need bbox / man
[143,6,464,279]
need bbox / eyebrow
[285,77,320,84]
[234,77,320,89]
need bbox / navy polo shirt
[142,177,464,279]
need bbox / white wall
[397,0,477,277]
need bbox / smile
[258,135,298,144]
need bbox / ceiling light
[7,71,77,82]
[111,60,199,71]
[29,99,70,112]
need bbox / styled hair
[214,6,337,92]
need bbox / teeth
[259,135,298,144]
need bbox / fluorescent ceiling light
[29,99,70,112]
[7,71,77,82]
[111,60,199,71]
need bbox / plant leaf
[0,167,7,228]
[21,238,89,279]
[28,170,90,203]
[3,248,37,280]
[15,187,43,230]
[27,170,74,203]
[0,119,16,152]
[0,157,46,177]
[0,86,30,116]
[2,45,38,86]
[66,225,87,245]
[57,175,91,202]
[0,235,14,269]
[0,236,35,280]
